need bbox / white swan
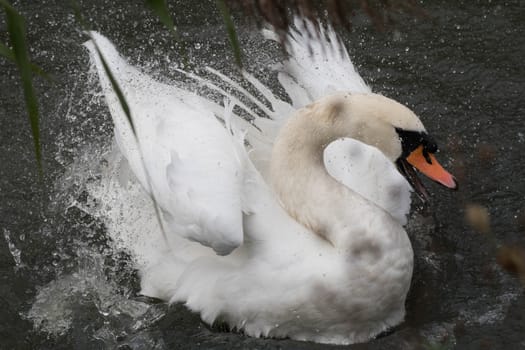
[84,21,456,345]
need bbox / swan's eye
[421,137,438,164]
[422,149,433,164]
[422,138,438,155]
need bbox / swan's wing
[324,138,412,225]
[85,32,244,255]
[266,18,372,108]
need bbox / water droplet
[392,30,402,42]
[518,132,524,143]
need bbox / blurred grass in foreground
[216,0,242,68]
[71,0,169,240]
[145,0,189,67]
[1,0,43,176]
[465,201,525,287]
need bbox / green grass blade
[145,0,179,40]
[88,32,169,240]
[91,37,170,240]
[1,0,42,175]
[71,0,168,241]
[144,0,189,67]
[70,0,135,137]
[93,43,136,134]
[28,61,53,81]
[69,0,87,30]
[216,0,242,68]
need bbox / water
[1,1,524,349]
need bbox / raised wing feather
[85,33,244,255]
[266,18,371,108]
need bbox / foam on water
[3,228,24,271]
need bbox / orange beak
[406,145,457,189]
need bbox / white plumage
[84,20,426,345]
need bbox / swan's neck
[270,102,376,247]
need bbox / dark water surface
[1,1,524,349]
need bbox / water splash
[27,244,111,336]
[3,228,24,271]
[25,237,168,348]
[25,143,168,347]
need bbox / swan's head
[306,93,458,201]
